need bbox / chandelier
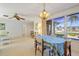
[40,3,49,19]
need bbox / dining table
[35,34,71,56]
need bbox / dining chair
[64,41,71,56]
[34,37,52,56]
[35,37,44,56]
[46,41,71,56]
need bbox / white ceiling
[0,3,79,17]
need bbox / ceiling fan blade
[3,15,9,17]
[8,16,14,19]
[16,17,20,20]
[3,13,25,21]
[20,18,25,20]
[15,15,25,20]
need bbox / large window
[67,13,79,39]
[52,13,79,39]
[53,17,64,37]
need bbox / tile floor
[0,36,79,56]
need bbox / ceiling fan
[3,13,25,20]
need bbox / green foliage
[69,15,78,24]
[68,33,76,36]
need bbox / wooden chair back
[64,41,71,56]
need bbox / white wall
[24,21,34,37]
[0,16,38,38]
[0,18,24,38]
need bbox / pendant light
[40,3,49,20]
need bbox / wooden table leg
[64,41,71,56]
[64,41,67,56]
[42,39,44,56]
[69,42,71,56]
[35,40,37,56]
